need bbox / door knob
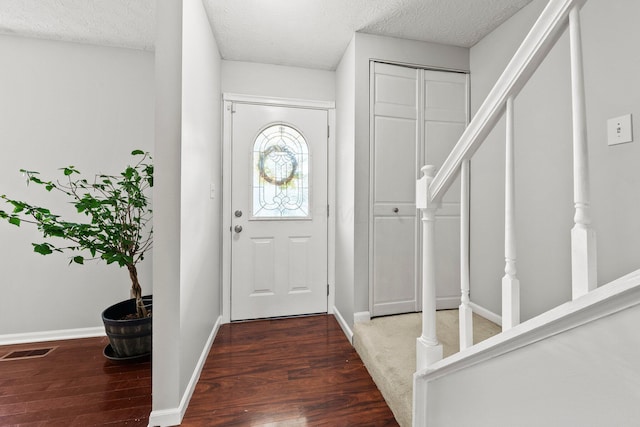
[234,225,243,233]
[234,210,243,218]
[393,207,399,213]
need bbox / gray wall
[335,35,357,329]
[152,0,222,421]
[179,0,223,406]
[469,0,640,320]
[221,60,335,101]
[0,35,154,337]
[425,302,640,426]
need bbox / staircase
[412,0,640,424]
[414,270,640,426]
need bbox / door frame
[367,61,471,316]
[221,93,336,323]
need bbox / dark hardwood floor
[0,336,151,426]
[0,315,397,426]
[182,315,398,426]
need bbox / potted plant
[0,150,153,359]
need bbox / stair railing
[415,0,593,371]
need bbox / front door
[230,102,328,321]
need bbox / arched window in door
[252,124,310,218]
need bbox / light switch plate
[607,114,633,146]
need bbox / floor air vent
[1,347,56,361]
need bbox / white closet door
[423,70,468,309]
[370,63,468,317]
[371,62,420,316]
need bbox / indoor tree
[0,150,153,318]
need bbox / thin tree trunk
[127,265,148,318]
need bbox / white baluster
[502,97,520,330]
[569,5,597,299]
[416,165,443,370]
[459,160,473,349]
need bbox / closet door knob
[393,207,399,213]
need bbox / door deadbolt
[234,225,243,233]
[234,210,243,218]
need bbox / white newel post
[502,97,520,330]
[459,160,473,349]
[569,5,597,299]
[416,165,443,370]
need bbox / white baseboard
[437,296,461,310]
[469,302,502,326]
[148,315,223,427]
[354,311,371,323]
[332,306,353,344]
[0,326,105,346]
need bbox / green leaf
[8,216,21,226]
[73,256,84,265]
[10,201,25,213]
[131,149,144,156]
[33,243,53,255]
[63,167,74,176]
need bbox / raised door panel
[374,63,418,119]
[250,238,276,295]
[424,70,467,123]
[374,116,417,204]
[373,216,418,316]
[288,236,312,293]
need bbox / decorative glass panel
[252,124,309,218]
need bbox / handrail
[429,0,587,204]
[415,0,595,375]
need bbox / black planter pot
[101,295,152,359]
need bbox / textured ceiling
[0,0,532,70]
[0,0,154,51]
[203,0,532,70]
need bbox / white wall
[221,60,335,101]
[152,0,183,418]
[0,35,154,338]
[335,36,356,329]
[151,0,222,424]
[179,0,222,405]
[424,303,640,426]
[469,0,640,320]
[350,33,469,324]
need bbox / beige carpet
[353,310,501,427]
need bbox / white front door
[230,102,328,321]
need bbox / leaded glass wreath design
[252,124,309,218]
